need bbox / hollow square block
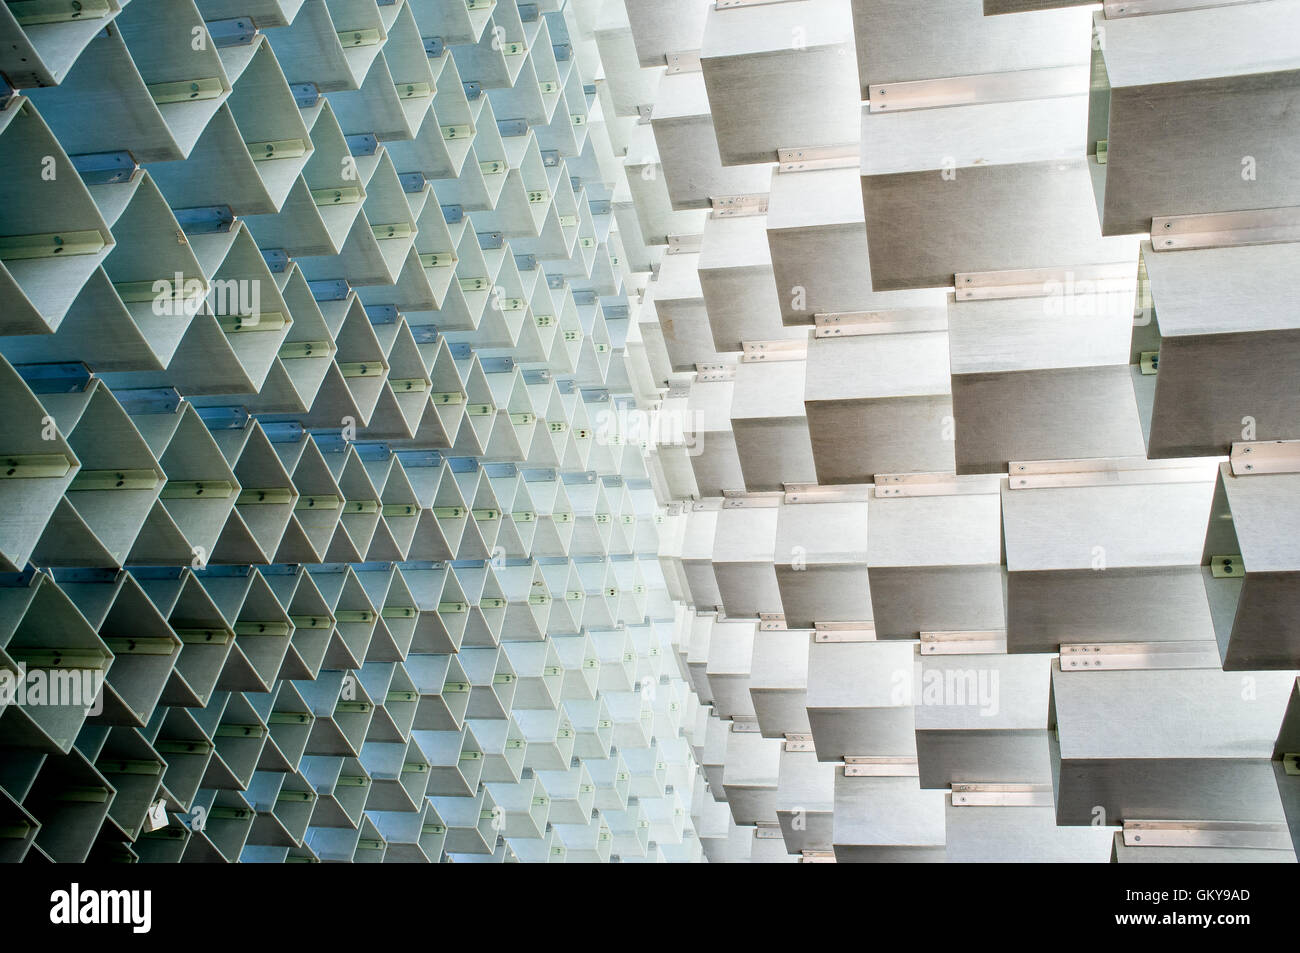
[854,0,1092,100]
[767,165,947,327]
[729,359,816,493]
[948,284,1146,473]
[685,380,746,497]
[1003,473,1218,652]
[1134,241,1300,459]
[805,640,915,762]
[701,0,859,167]
[721,728,781,825]
[775,748,835,853]
[749,628,811,738]
[803,331,955,482]
[832,773,947,862]
[1203,462,1300,670]
[650,252,720,371]
[1087,3,1300,236]
[1051,665,1296,826]
[867,481,1005,639]
[697,214,800,352]
[860,97,1135,292]
[1274,681,1300,857]
[912,653,1054,790]
[773,499,870,627]
[706,619,756,721]
[624,0,710,69]
[650,71,772,211]
[711,505,781,619]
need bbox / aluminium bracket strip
[711,193,769,219]
[867,65,1087,113]
[919,630,1007,656]
[695,362,735,383]
[784,732,815,753]
[777,145,859,174]
[664,50,701,74]
[814,309,948,338]
[759,613,786,631]
[1007,457,1217,490]
[873,472,995,498]
[953,261,1136,302]
[1122,820,1293,851]
[1208,554,1244,579]
[1059,640,1222,671]
[1230,440,1300,476]
[716,0,806,8]
[950,783,1054,808]
[720,489,783,509]
[782,482,873,505]
[665,378,693,400]
[800,850,837,863]
[1103,0,1267,18]
[666,233,703,255]
[1149,206,1300,252]
[814,621,876,643]
[730,716,761,733]
[742,338,808,363]
[843,756,918,778]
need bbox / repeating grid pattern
[0,0,711,864]
[616,0,1300,862]
[2,0,1299,866]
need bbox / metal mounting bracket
[919,630,1006,656]
[1059,640,1222,671]
[1122,820,1293,851]
[868,66,1086,113]
[667,233,703,255]
[873,473,997,498]
[711,193,769,219]
[1149,206,1300,252]
[695,362,735,383]
[814,309,947,338]
[954,261,1135,302]
[720,490,782,509]
[665,50,701,74]
[950,783,1054,807]
[800,850,836,863]
[1007,457,1216,490]
[742,339,807,363]
[814,621,876,643]
[843,756,918,778]
[782,483,873,505]
[777,145,858,173]
[1104,0,1269,19]
[1230,440,1300,476]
